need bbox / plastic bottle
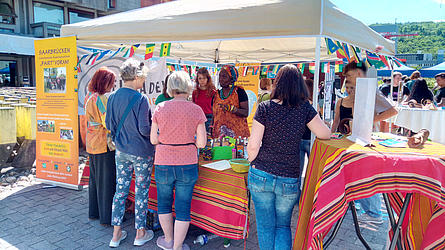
[193,234,219,245]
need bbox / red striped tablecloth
[294,138,445,250]
[128,163,249,240]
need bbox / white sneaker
[358,213,383,224]
[133,229,154,246]
[109,230,127,248]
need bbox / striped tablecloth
[294,138,445,250]
[129,163,249,240]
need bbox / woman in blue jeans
[151,71,207,250]
[247,65,331,250]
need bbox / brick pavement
[0,184,388,249]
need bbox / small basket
[229,159,250,173]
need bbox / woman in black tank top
[331,82,355,133]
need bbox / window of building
[0,0,16,24]
[33,2,64,24]
[0,60,17,87]
[69,9,93,24]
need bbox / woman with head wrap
[212,65,250,138]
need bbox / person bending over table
[342,61,398,224]
[403,79,434,105]
[247,65,331,250]
[84,67,116,226]
[106,59,154,247]
[150,71,207,250]
[212,65,250,138]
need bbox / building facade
[0,0,142,87]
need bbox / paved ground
[0,183,389,250]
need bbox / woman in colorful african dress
[212,65,250,138]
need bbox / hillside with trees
[372,22,445,55]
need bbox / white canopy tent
[61,0,394,63]
[61,0,395,118]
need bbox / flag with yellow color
[160,43,171,57]
[145,44,155,60]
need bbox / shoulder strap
[115,94,140,139]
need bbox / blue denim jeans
[155,164,198,222]
[248,167,301,250]
[111,150,153,229]
[356,194,382,218]
[299,139,311,177]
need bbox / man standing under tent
[380,72,410,102]
[342,62,398,224]
[434,72,445,106]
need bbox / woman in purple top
[247,65,331,250]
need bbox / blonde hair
[120,58,149,81]
[167,71,193,96]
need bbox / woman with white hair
[105,58,154,247]
[150,71,207,250]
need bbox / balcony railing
[30,22,61,38]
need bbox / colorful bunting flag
[309,63,315,74]
[129,44,140,58]
[342,43,352,62]
[261,66,268,75]
[335,41,347,59]
[335,61,343,73]
[86,53,99,65]
[145,44,155,60]
[160,43,171,57]
[122,47,130,58]
[325,38,340,55]
[366,51,385,69]
[252,66,259,75]
[393,57,404,67]
[349,44,360,63]
[110,47,124,58]
[95,50,110,62]
[379,55,390,69]
[243,66,249,76]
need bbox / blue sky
[331,0,445,25]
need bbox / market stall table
[294,137,445,250]
[128,162,250,240]
[395,107,445,144]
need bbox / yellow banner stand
[235,63,260,130]
[34,36,81,190]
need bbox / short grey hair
[167,71,193,96]
[120,58,149,81]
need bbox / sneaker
[358,213,383,224]
[156,236,174,250]
[109,230,127,248]
[133,229,154,246]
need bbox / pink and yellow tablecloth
[134,163,249,240]
[294,138,445,250]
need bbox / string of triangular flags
[75,43,172,72]
[324,38,404,70]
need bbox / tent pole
[389,61,394,133]
[311,36,322,145]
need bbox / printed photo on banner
[37,120,55,133]
[43,67,66,94]
[60,129,74,141]
[76,55,168,114]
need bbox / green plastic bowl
[229,159,250,173]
